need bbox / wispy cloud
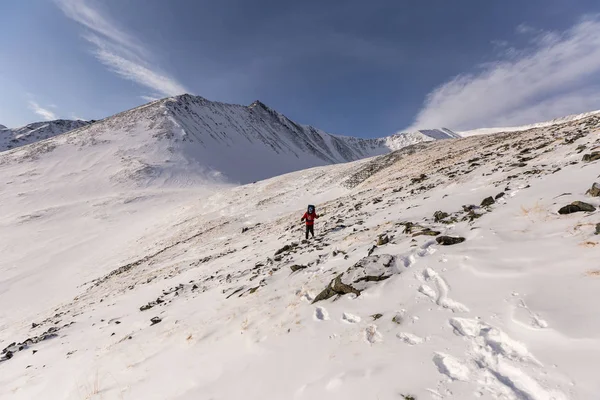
[56,0,188,97]
[406,15,600,131]
[28,101,57,121]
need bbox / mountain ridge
[0,94,459,188]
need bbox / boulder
[582,152,600,162]
[434,211,449,222]
[377,234,390,246]
[586,183,600,197]
[289,265,307,272]
[436,236,466,245]
[312,255,396,303]
[596,223,600,235]
[412,228,441,237]
[481,196,495,207]
[150,317,162,325]
[572,201,596,212]
[495,192,505,200]
[559,201,596,214]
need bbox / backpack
[307,204,315,214]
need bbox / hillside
[1,110,599,399]
[0,119,90,152]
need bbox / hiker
[301,205,319,239]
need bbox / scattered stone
[371,313,383,320]
[372,197,383,204]
[571,201,596,212]
[367,245,377,256]
[392,314,403,324]
[411,174,427,184]
[481,196,495,207]
[558,201,596,214]
[583,152,600,162]
[587,183,600,197]
[412,228,441,237]
[241,227,249,233]
[312,255,396,303]
[433,211,449,222]
[436,236,466,246]
[274,243,297,256]
[495,192,505,200]
[150,317,162,326]
[377,234,390,246]
[290,265,307,272]
[140,302,156,311]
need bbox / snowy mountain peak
[0,119,90,152]
[0,95,462,190]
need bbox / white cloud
[406,15,600,131]
[56,0,188,97]
[140,95,161,103]
[28,101,57,121]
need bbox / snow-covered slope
[1,111,600,399]
[0,119,90,152]
[460,109,600,137]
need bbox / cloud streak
[56,0,188,98]
[28,101,57,121]
[406,15,600,131]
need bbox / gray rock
[582,152,600,162]
[434,211,449,222]
[481,196,495,207]
[436,236,466,245]
[377,234,390,246]
[290,265,307,272]
[495,192,505,200]
[150,317,162,325]
[571,201,596,212]
[312,255,396,303]
[586,183,600,197]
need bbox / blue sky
[1,0,600,137]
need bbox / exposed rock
[586,183,600,197]
[411,174,427,184]
[371,313,383,320]
[392,314,403,324]
[274,243,297,256]
[558,204,583,214]
[582,152,600,162]
[481,196,495,207]
[312,255,396,303]
[372,197,383,204]
[412,228,441,237]
[150,317,162,326]
[436,236,466,245]
[571,201,596,212]
[367,245,377,256]
[596,223,600,235]
[377,234,390,246]
[495,192,505,200]
[434,211,449,222]
[290,264,307,272]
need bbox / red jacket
[301,212,319,226]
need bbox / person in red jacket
[301,205,319,239]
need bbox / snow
[459,109,600,137]
[1,106,600,399]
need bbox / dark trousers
[305,225,314,239]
